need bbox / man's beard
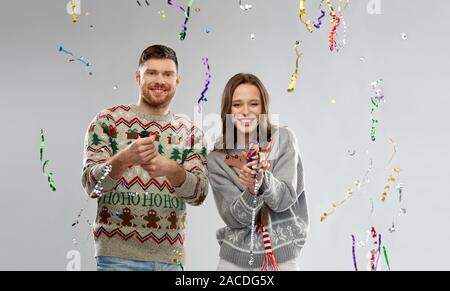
[141,87,175,108]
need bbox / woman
[207,73,309,271]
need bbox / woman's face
[231,83,263,136]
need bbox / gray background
[0,0,449,270]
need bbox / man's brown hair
[138,44,178,70]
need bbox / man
[81,45,209,271]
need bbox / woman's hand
[239,153,271,195]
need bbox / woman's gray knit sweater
[207,126,309,268]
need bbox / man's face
[136,58,180,109]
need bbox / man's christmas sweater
[81,104,208,265]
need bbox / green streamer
[382,245,391,271]
[40,129,56,191]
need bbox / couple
[81,44,308,271]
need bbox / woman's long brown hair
[220,73,272,150]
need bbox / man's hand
[108,136,157,179]
[123,136,158,166]
[142,154,187,187]
[141,154,176,178]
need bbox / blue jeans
[96,256,182,271]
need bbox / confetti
[381,168,401,203]
[328,13,341,51]
[71,199,87,245]
[77,57,92,75]
[357,229,371,247]
[71,196,99,246]
[68,0,91,23]
[357,241,365,247]
[69,0,79,23]
[320,188,353,222]
[137,0,150,6]
[239,0,253,11]
[383,164,403,234]
[375,234,382,271]
[369,227,381,271]
[167,0,185,12]
[166,1,195,39]
[325,0,336,15]
[313,10,326,29]
[321,152,373,222]
[396,183,404,203]
[179,0,194,40]
[372,79,384,103]
[313,1,325,29]
[40,129,56,191]
[197,57,211,113]
[351,235,358,271]
[299,0,314,33]
[287,41,302,93]
[72,207,83,228]
[335,0,349,52]
[370,79,384,141]
[58,46,93,75]
[388,221,396,233]
[158,10,167,18]
[382,245,391,271]
[300,0,349,50]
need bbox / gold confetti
[320,188,353,222]
[381,168,401,202]
[287,41,302,93]
[299,0,314,33]
[158,10,166,18]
